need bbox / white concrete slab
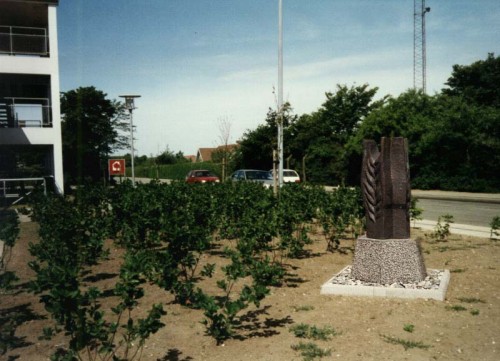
[321,266,450,301]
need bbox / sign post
[108,159,126,183]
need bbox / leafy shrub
[409,197,423,227]
[0,210,19,252]
[490,216,500,239]
[27,189,165,360]
[433,214,454,242]
[0,210,20,289]
[381,334,431,350]
[290,323,338,340]
[109,181,365,342]
[318,186,364,251]
[403,324,415,333]
[24,180,366,347]
[291,342,331,360]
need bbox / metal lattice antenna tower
[413,0,430,93]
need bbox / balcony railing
[0,98,52,128]
[0,177,49,204]
[0,25,49,56]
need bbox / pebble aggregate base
[321,266,450,301]
[351,236,427,284]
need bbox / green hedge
[132,162,223,180]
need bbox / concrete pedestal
[352,236,427,284]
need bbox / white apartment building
[0,0,63,194]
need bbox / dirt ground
[1,220,499,361]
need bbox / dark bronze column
[362,138,410,239]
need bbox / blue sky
[57,0,500,157]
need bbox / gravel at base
[329,266,444,290]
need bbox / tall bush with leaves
[433,214,455,242]
[110,181,220,305]
[27,189,165,360]
[195,248,282,344]
[318,186,364,251]
[490,216,500,239]
[276,184,321,258]
[25,180,367,348]
[0,209,20,289]
[110,181,286,343]
[37,249,165,361]
[410,197,423,227]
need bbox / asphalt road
[417,198,500,227]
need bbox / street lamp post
[119,94,141,186]
[277,0,284,188]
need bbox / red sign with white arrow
[108,159,126,176]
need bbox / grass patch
[290,323,339,341]
[291,342,331,361]
[457,297,486,304]
[403,324,415,333]
[381,334,431,350]
[470,309,480,316]
[445,305,467,311]
[436,245,478,253]
[293,305,315,312]
[450,268,467,273]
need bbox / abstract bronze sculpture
[361,138,410,239]
[352,137,426,284]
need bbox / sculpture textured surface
[361,137,410,239]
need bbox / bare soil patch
[1,221,499,361]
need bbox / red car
[185,170,220,183]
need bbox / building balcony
[0,97,52,128]
[0,25,48,56]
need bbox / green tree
[320,84,386,142]
[354,89,500,191]
[289,84,386,184]
[443,53,500,107]
[234,103,297,170]
[416,94,500,191]
[234,124,274,170]
[61,87,129,184]
[288,112,340,184]
[156,147,187,165]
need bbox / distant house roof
[196,148,215,162]
[196,144,238,162]
[184,155,196,162]
[218,144,238,153]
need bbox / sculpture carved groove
[361,141,381,224]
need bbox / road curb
[414,219,499,239]
[412,190,500,204]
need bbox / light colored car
[231,169,274,188]
[269,169,301,183]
